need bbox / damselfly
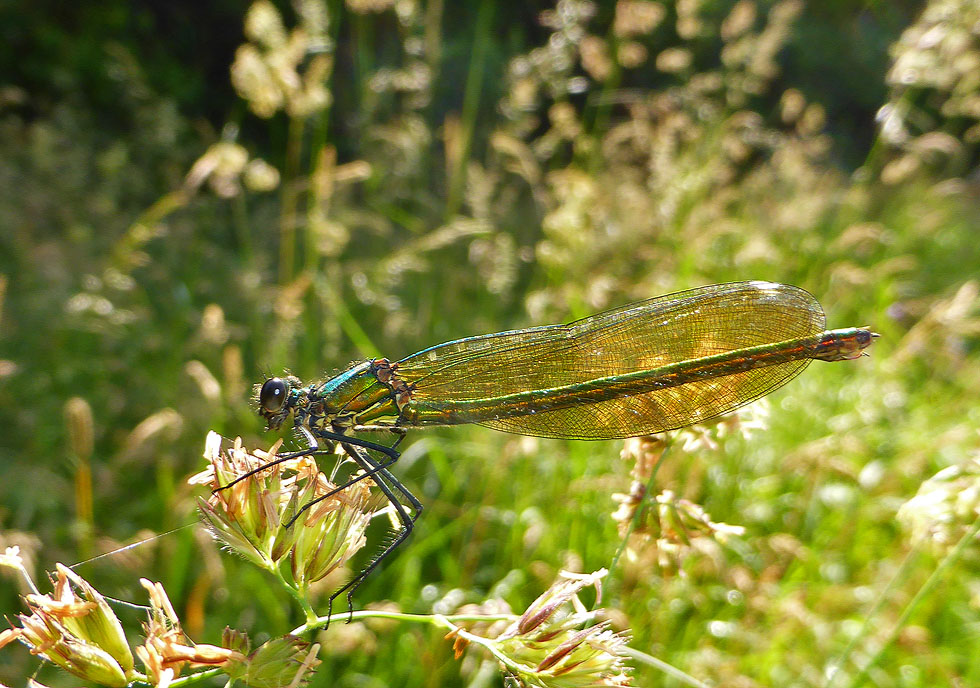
[251,281,876,610]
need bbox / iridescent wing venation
[392,282,826,439]
[398,281,825,400]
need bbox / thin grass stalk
[822,547,920,688]
[232,193,253,264]
[445,0,493,220]
[622,646,709,688]
[354,12,373,117]
[279,115,305,284]
[424,0,444,75]
[66,397,95,557]
[843,515,980,688]
[318,276,380,359]
[585,34,621,176]
[603,443,670,602]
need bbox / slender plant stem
[623,646,711,688]
[292,608,706,686]
[293,609,517,635]
[603,440,671,600]
[279,116,305,284]
[445,0,493,219]
[231,192,253,265]
[73,458,94,558]
[424,0,443,76]
[843,515,980,688]
[292,581,318,624]
[126,595,710,686]
[11,559,41,596]
[317,278,380,357]
[166,668,224,687]
[585,28,621,175]
[822,546,920,688]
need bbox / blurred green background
[3,0,980,685]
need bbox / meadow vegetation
[2,0,980,685]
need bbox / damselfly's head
[256,375,303,431]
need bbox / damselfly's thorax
[256,359,416,433]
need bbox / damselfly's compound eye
[259,377,288,413]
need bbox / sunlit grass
[3,0,980,686]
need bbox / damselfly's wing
[395,281,826,439]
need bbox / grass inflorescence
[3,0,980,685]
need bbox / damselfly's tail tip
[860,331,880,357]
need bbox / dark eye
[259,378,288,413]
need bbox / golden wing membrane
[396,282,826,439]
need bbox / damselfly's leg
[213,425,420,621]
[212,446,318,494]
[282,427,410,528]
[212,426,407,494]
[325,437,422,622]
[283,426,422,621]
[314,427,418,514]
[217,426,407,513]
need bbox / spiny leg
[323,439,422,623]
[313,427,404,461]
[212,424,334,493]
[213,446,318,494]
[314,427,418,516]
[295,426,422,621]
[217,427,405,513]
[216,425,420,622]
[212,426,406,494]
[282,434,407,528]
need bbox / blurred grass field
[3,0,980,685]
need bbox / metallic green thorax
[263,361,394,432]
